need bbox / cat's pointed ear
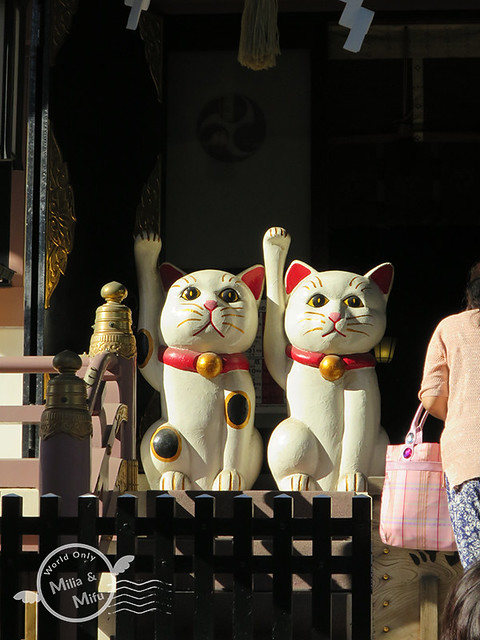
[239,265,265,302]
[159,263,186,292]
[285,261,312,295]
[365,263,394,298]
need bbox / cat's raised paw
[337,472,367,492]
[134,234,162,266]
[212,470,244,491]
[263,227,291,249]
[159,471,191,490]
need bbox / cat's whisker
[305,311,326,317]
[349,313,372,319]
[346,321,373,327]
[221,313,245,318]
[346,328,370,336]
[303,327,327,335]
[300,317,325,324]
[223,323,244,333]
[177,318,202,328]
[183,302,203,310]
[184,309,203,316]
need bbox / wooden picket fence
[0,491,372,640]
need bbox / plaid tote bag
[379,403,456,551]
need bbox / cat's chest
[163,366,252,424]
[286,361,374,400]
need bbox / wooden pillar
[420,575,439,640]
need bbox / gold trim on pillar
[134,156,162,238]
[45,125,76,309]
[50,0,80,65]
[138,12,164,102]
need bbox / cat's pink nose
[329,312,341,323]
[204,300,218,311]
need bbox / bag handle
[402,402,428,460]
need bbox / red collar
[286,345,376,370]
[158,345,249,377]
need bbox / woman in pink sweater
[420,275,480,569]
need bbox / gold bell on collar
[319,355,346,381]
[196,352,223,378]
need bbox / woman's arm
[421,395,448,421]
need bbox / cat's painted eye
[344,295,364,308]
[219,288,240,303]
[181,286,201,301]
[307,294,328,308]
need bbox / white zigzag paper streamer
[338,0,374,53]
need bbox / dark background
[45,1,480,447]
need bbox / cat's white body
[263,227,393,492]
[135,235,264,491]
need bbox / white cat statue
[135,234,264,491]
[263,227,393,492]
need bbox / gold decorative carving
[40,410,93,441]
[114,459,139,493]
[40,350,92,440]
[138,12,164,102]
[46,125,76,308]
[50,0,80,65]
[133,157,161,238]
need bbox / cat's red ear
[365,263,394,297]
[285,261,312,294]
[159,263,186,291]
[239,265,265,301]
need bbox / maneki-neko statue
[135,232,264,491]
[263,227,393,492]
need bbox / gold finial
[101,281,128,304]
[88,282,136,359]
[40,350,92,441]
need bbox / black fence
[0,491,372,640]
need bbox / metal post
[39,350,92,516]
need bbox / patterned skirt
[446,476,480,570]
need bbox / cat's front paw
[337,472,367,492]
[278,473,321,492]
[134,233,162,269]
[212,470,244,491]
[159,471,191,490]
[263,226,291,251]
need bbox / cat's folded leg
[140,419,192,490]
[267,417,326,491]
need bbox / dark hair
[465,278,480,311]
[441,562,480,639]
[470,262,480,282]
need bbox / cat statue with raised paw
[263,226,393,492]
[135,233,264,491]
